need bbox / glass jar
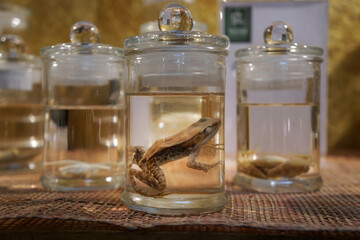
[234,22,323,193]
[0,35,43,173]
[120,4,229,215]
[40,22,125,190]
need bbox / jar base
[40,175,124,191]
[0,149,41,173]
[121,191,227,215]
[0,162,39,173]
[233,173,323,193]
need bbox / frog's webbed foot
[186,149,220,173]
[129,163,166,197]
[129,146,145,167]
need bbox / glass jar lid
[41,21,123,58]
[0,34,39,64]
[0,34,41,91]
[236,21,323,60]
[124,4,229,54]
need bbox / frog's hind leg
[187,149,220,173]
[129,162,166,197]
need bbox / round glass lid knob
[158,3,193,31]
[264,21,293,44]
[0,34,25,57]
[70,21,100,44]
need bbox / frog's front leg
[186,149,220,173]
[129,160,166,196]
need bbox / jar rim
[0,53,41,66]
[236,42,323,59]
[40,43,124,58]
[123,31,229,54]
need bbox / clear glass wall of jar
[120,4,229,215]
[0,35,43,173]
[234,22,323,193]
[40,22,125,190]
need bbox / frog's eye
[204,126,213,135]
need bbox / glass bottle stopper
[264,21,293,44]
[70,21,100,44]
[0,34,25,58]
[158,3,193,31]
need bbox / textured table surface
[0,155,359,239]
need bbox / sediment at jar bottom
[237,154,312,179]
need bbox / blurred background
[0,0,359,154]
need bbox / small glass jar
[121,4,229,215]
[40,22,125,190]
[234,22,323,193]
[0,35,43,173]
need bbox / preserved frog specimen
[129,117,221,196]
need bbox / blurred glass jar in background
[40,22,125,190]
[0,35,43,173]
[234,22,323,193]
[0,3,29,35]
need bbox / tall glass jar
[40,22,125,190]
[0,35,43,173]
[121,4,229,215]
[234,22,323,193]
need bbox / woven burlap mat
[0,156,359,234]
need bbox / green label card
[225,7,251,42]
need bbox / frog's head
[192,117,221,146]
